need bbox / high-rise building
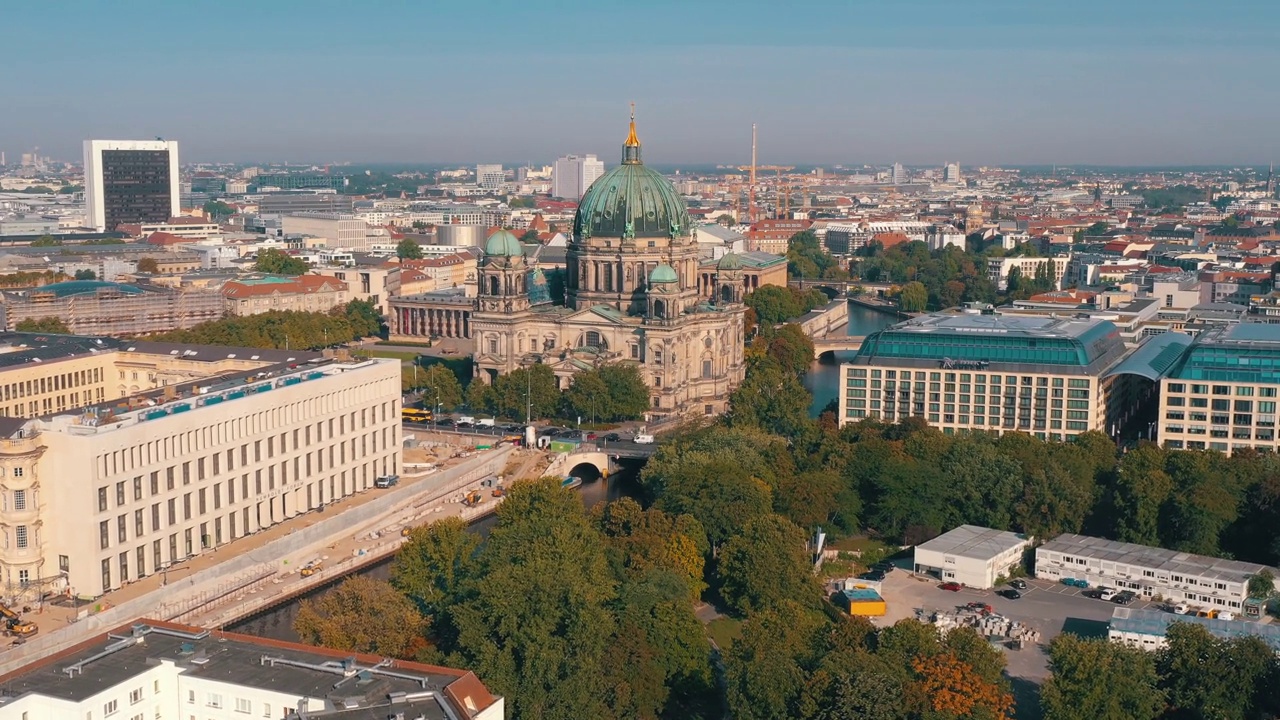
[552,154,606,199]
[475,164,505,190]
[943,162,962,184]
[84,140,181,232]
[891,162,905,184]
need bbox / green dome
[573,113,691,240]
[649,263,678,284]
[484,229,523,258]
[717,252,743,270]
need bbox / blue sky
[4,0,1277,166]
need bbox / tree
[519,228,540,243]
[446,478,617,719]
[15,317,70,334]
[73,269,96,280]
[294,576,426,658]
[727,357,812,438]
[746,285,803,325]
[202,200,236,220]
[1108,444,1173,546]
[786,230,833,279]
[647,454,774,548]
[136,257,159,273]
[392,517,479,620]
[716,213,736,227]
[1248,569,1276,599]
[723,602,828,720]
[1040,634,1163,720]
[718,514,821,615]
[896,281,928,312]
[761,324,815,377]
[254,248,309,275]
[563,363,650,423]
[464,379,497,415]
[396,238,424,260]
[491,364,559,420]
[1157,622,1278,720]
[152,310,364,350]
[909,652,1013,720]
[405,361,464,411]
[30,235,61,247]
[342,298,383,338]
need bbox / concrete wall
[0,448,511,677]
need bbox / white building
[84,140,181,232]
[1035,533,1278,612]
[552,154,606,200]
[1108,607,1280,652]
[0,620,503,720]
[0,343,401,600]
[280,212,368,249]
[986,255,1072,292]
[475,164,505,190]
[925,223,966,251]
[943,162,962,184]
[913,525,1032,589]
[891,162,905,184]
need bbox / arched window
[488,275,500,296]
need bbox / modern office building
[0,337,400,600]
[913,524,1032,589]
[0,619,502,719]
[552,154,606,200]
[1,280,224,335]
[943,162,962,184]
[280,212,368,249]
[839,313,1137,441]
[1155,323,1280,453]
[891,162,905,184]
[1036,533,1278,613]
[84,140,182,232]
[256,192,355,215]
[475,164,505,190]
[251,172,347,191]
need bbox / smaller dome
[484,229,524,258]
[649,263,678,284]
[717,252,743,271]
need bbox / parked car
[939,582,963,592]
[872,561,896,573]
[1217,610,1236,621]
[998,588,1023,600]
[1009,579,1027,590]
[1113,591,1137,605]
[1098,587,1118,601]
[964,602,994,614]
[436,418,455,427]
[858,570,886,582]
[603,432,621,442]
[1172,602,1190,614]
[477,418,496,428]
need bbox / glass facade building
[840,313,1138,441]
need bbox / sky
[4,0,1278,167]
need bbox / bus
[402,408,433,423]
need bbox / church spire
[622,102,642,165]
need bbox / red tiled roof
[871,232,910,249]
[146,231,185,246]
[222,275,347,298]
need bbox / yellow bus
[402,408,433,423]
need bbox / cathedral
[471,110,747,418]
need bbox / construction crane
[757,166,795,218]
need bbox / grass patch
[706,617,742,650]
[375,340,434,348]
[364,349,421,362]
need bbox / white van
[458,416,476,426]
[634,433,655,444]
[477,418,496,428]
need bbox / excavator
[462,490,484,508]
[0,603,37,639]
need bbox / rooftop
[0,620,497,719]
[854,312,1128,372]
[1111,607,1280,651]
[915,525,1031,562]
[1169,323,1280,383]
[1039,534,1278,586]
[1102,332,1195,382]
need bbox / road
[404,420,657,457]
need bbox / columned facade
[387,290,474,341]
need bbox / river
[226,463,646,642]
[802,302,900,417]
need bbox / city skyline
[5,0,1279,166]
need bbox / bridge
[559,442,656,481]
[813,335,865,359]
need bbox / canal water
[226,464,645,642]
[802,302,899,417]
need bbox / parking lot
[875,569,1163,680]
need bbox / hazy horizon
[6,0,1278,167]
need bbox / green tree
[562,363,650,423]
[136,257,159,273]
[727,357,813,438]
[254,247,309,275]
[1040,634,1163,720]
[446,478,617,720]
[342,298,383,338]
[464,379,497,415]
[718,514,820,615]
[760,323,815,377]
[30,235,61,247]
[294,576,426,658]
[896,281,928,312]
[746,284,803,325]
[73,269,97,280]
[786,230,832,279]
[647,454,774,548]
[15,317,70,334]
[1157,622,1277,720]
[1108,444,1173,546]
[391,517,479,620]
[202,200,236,220]
[396,238,423,260]
[405,361,464,411]
[519,228,540,243]
[491,364,559,420]
[716,213,737,226]
[723,602,827,720]
[1248,569,1276,599]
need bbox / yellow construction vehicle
[300,562,322,577]
[0,604,36,638]
[462,490,483,507]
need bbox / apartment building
[840,313,1135,441]
[1,280,223,335]
[0,620,502,720]
[1036,533,1278,613]
[986,255,1071,292]
[280,213,367,249]
[0,337,400,600]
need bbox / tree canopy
[153,300,382,350]
[562,363,650,422]
[15,317,70,334]
[254,248,310,275]
[396,238,423,260]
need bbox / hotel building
[84,140,181,233]
[839,313,1139,441]
[0,334,401,601]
